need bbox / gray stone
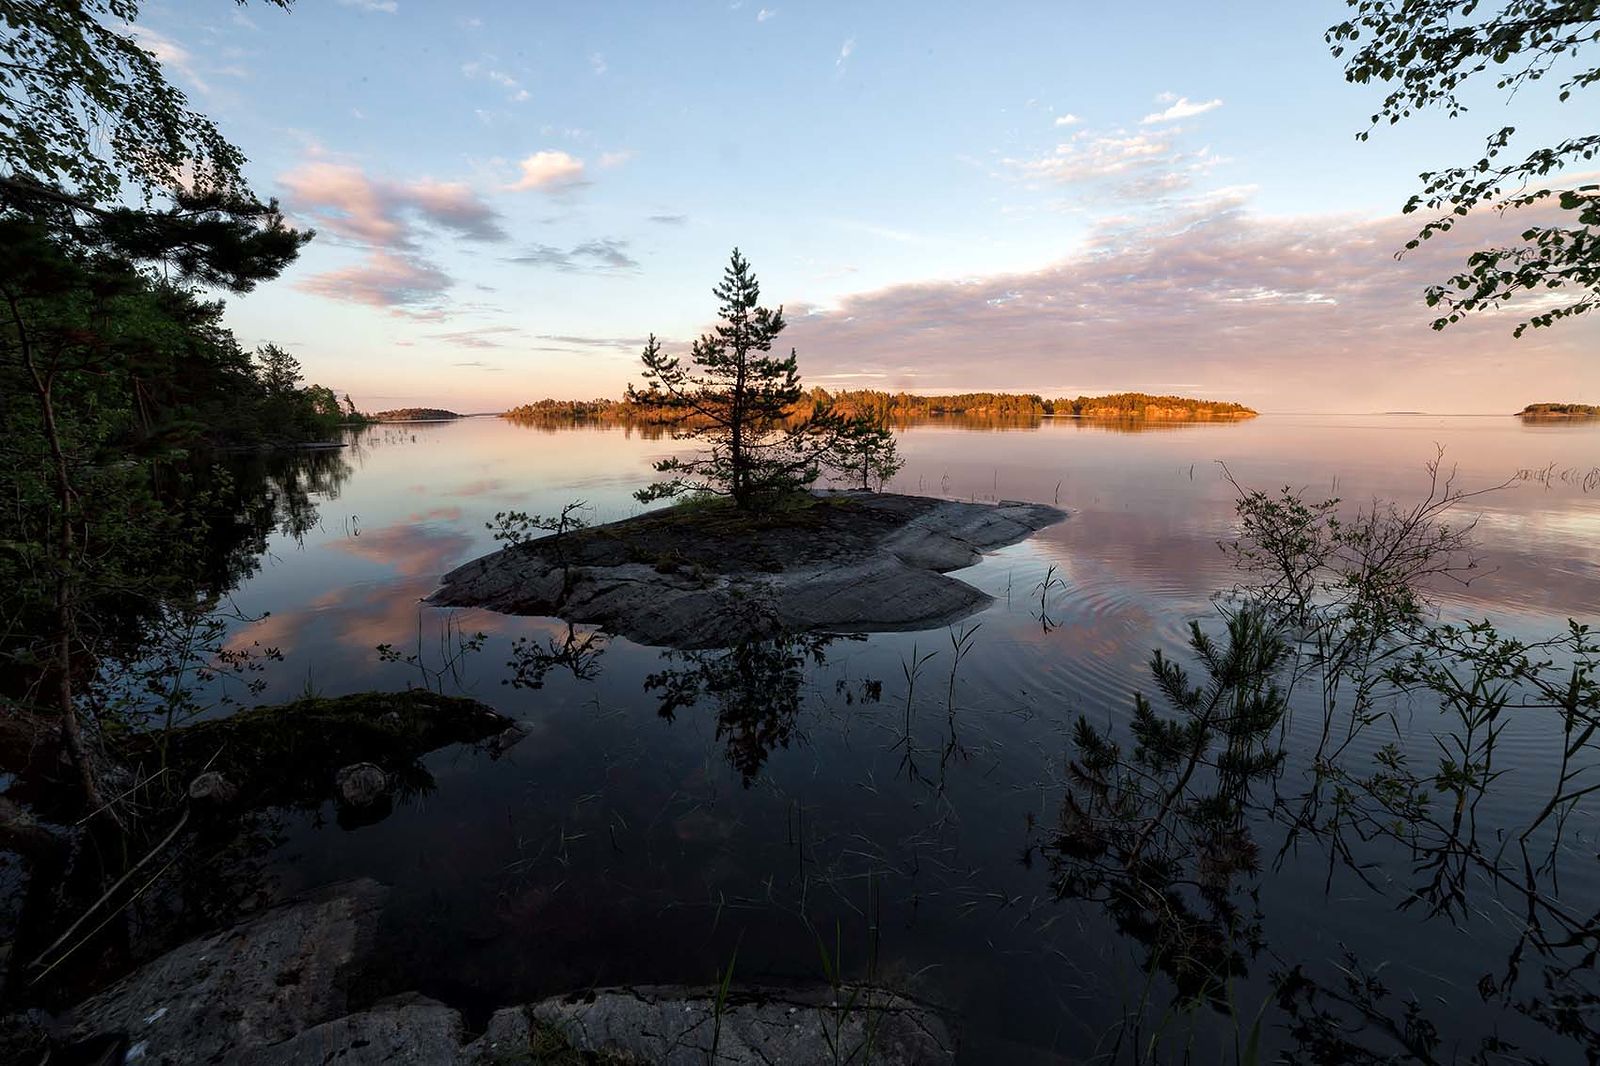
[64,879,387,1065]
[186,770,238,806]
[52,878,957,1065]
[236,996,464,1066]
[473,985,955,1065]
[484,721,530,758]
[335,762,390,808]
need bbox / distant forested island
[502,390,1255,426]
[1518,403,1598,420]
[1062,393,1256,420]
[370,408,463,422]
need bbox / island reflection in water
[203,414,1599,1061]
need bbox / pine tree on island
[628,248,900,510]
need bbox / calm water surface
[218,414,1599,1062]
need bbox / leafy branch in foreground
[1328,0,1599,335]
[487,501,591,550]
[0,0,292,202]
[0,182,309,810]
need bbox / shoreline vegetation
[1519,402,1598,420]
[501,390,1258,428]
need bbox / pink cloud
[784,200,1600,412]
[326,522,474,579]
[1004,129,1225,198]
[507,150,586,191]
[401,178,509,241]
[295,250,451,308]
[281,162,399,244]
[280,161,508,247]
[281,161,507,308]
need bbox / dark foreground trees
[628,249,901,509]
[1329,0,1598,336]
[0,0,331,811]
[0,184,322,808]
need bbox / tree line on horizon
[367,407,464,422]
[503,389,1258,426]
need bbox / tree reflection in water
[506,622,608,691]
[1,446,361,1007]
[1041,610,1286,1010]
[645,632,872,787]
[1032,473,1600,1062]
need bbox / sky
[144,0,1598,413]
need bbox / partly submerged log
[430,491,1066,648]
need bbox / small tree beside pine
[823,409,904,491]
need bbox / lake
[214,413,1599,1062]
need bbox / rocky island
[430,492,1066,648]
[1518,402,1598,420]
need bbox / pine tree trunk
[731,352,747,508]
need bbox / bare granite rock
[334,762,391,808]
[166,984,955,1065]
[430,492,1066,648]
[474,984,955,1065]
[187,770,238,806]
[45,876,956,1064]
[63,879,387,1065]
[236,995,465,1066]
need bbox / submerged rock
[484,721,531,758]
[431,491,1066,648]
[187,770,238,806]
[130,691,512,815]
[333,762,393,828]
[335,762,391,808]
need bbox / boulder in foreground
[62,879,388,1064]
[42,879,955,1064]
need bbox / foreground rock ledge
[430,492,1067,648]
[40,881,954,1064]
